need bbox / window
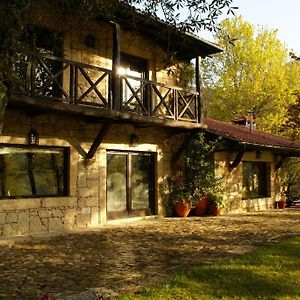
[0,145,69,198]
[242,162,270,199]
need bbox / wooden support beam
[85,120,113,159]
[171,129,198,164]
[195,56,203,124]
[275,154,287,170]
[111,22,121,111]
[229,145,246,169]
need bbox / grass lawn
[119,236,300,300]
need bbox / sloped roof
[111,4,223,60]
[204,118,300,156]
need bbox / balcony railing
[15,54,200,123]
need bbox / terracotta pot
[174,201,191,217]
[210,205,220,216]
[193,195,209,216]
[278,200,285,209]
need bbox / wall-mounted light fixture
[129,133,139,147]
[28,129,39,145]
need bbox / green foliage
[178,63,195,88]
[280,158,300,197]
[123,0,236,33]
[185,132,223,203]
[118,236,300,299]
[161,132,224,210]
[203,16,300,134]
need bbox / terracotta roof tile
[204,118,300,155]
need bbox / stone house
[204,117,300,213]
[0,3,222,236]
[1,3,299,237]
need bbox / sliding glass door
[106,151,155,219]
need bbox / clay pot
[193,195,209,216]
[174,201,191,217]
[210,205,220,216]
[278,200,285,209]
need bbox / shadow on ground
[0,208,299,299]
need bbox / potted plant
[207,191,225,216]
[278,199,285,209]
[161,133,225,217]
[161,171,194,217]
[184,133,224,216]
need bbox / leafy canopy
[203,16,300,134]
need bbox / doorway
[119,53,149,113]
[106,151,155,219]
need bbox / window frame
[106,150,156,219]
[242,161,271,200]
[0,143,70,200]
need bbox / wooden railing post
[195,56,203,123]
[174,89,178,121]
[111,22,121,111]
[69,64,75,104]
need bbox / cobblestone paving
[0,208,300,299]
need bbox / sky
[201,0,300,54]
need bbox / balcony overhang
[8,94,206,130]
[98,3,223,60]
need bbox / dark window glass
[106,151,155,219]
[0,146,68,198]
[242,162,270,199]
[107,154,127,212]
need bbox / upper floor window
[242,161,270,199]
[0,145,69,199]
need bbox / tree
[203,16,300,134]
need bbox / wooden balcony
[10,54,204,129]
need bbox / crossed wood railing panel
[121,74,199,122]
[19,54,200,123]
[24,54,112,108]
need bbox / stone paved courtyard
[0,208,300,299]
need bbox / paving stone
[0,208,299,299]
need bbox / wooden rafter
[275,154,287,170]
[229,145,246,169]
[85,120,113,159]
[171,129,198,164]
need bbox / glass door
[106,151,155,220]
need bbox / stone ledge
[41,197,78,208]
[0,199,41,211]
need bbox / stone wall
[0,110,175,236]
[214,151,281,214]
[32,10,180,88]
